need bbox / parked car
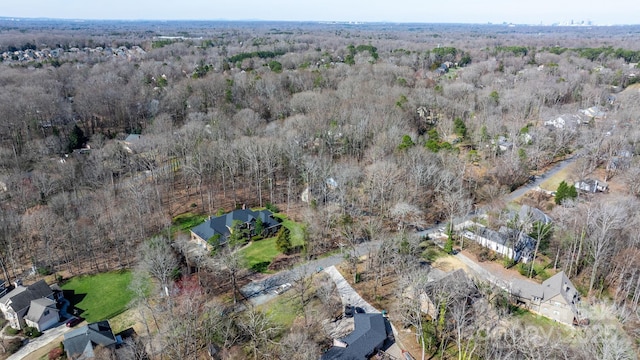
[273,283,292,295]
[66,317,83,327]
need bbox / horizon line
[1,16,638,27]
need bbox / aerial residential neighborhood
[0,8,639,360]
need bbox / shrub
[37,266,52,276]
[268,60,283,73]
[517,263,529,276]
[424,248,441,262]
[477,249,490,262]
[49,346,64,360]
[5,338,22,354]
[265,202,280,213]
[24,326,41,338]
[503,258,517,268]
[5,327,19,336]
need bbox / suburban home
[0,280,60,330]
[63,320,121,360]
[575,179,608,193]
[190,209,281,251]
[510,271,584,326]
[321,313,393,360]
[607,149,633,172]
[580,106,606,120]
[491,135,513,152]
[543,114,585,129]
[506,205,552,233]
[422,269,479,319]
[462,224,535,263]
[23,297,60,332]
[120,133,145,154]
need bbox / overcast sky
[2,0,639,25]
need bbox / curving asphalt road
[240,241,382,306]
[241,156,579,307]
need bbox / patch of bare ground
[432,255,469,273]
[461,242,552,283]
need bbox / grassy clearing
[171,212,208,233]
[276,215,306,247]
[539,163,576,191]
[61,270,133,323]
[260,293,299,329]
[512,307,570,335]
[108,309,138,334]
[240,214,307,272]
[239,237,281,272]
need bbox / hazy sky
[3,0,639,25]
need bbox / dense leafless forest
[1,19,640,359]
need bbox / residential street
[7,322,75,360]
[242,155,579,306]
[505,155,577,202]
[240,240,382,306]
[4,152,577,360]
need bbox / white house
[575,179,608,193]
[462,223,535,263]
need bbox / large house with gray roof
[63,320,120,360]
[511,271,583,326]
[190,209,281,251]
[0,280,60,330]
[321,313,393,360]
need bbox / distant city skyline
[2,0,639,25]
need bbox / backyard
[239,214,306,272]
[61,270,134,323]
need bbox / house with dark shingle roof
[511,271,583,326]
[63,321,120,360]
[190,209,281,251]
[0,280,57,330]
[322,313,393,360]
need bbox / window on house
[43,309,49,316]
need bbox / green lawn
[239,214,306,273]
[539,162,577,191]
[275,214,305,247]
[260,293,298,329]
[171,212,208,233]
[239,237,281,272]
[61,270,133,323]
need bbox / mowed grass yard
[61,270,133,323]
[240,214,306,272]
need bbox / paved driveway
[7,321,76,360]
